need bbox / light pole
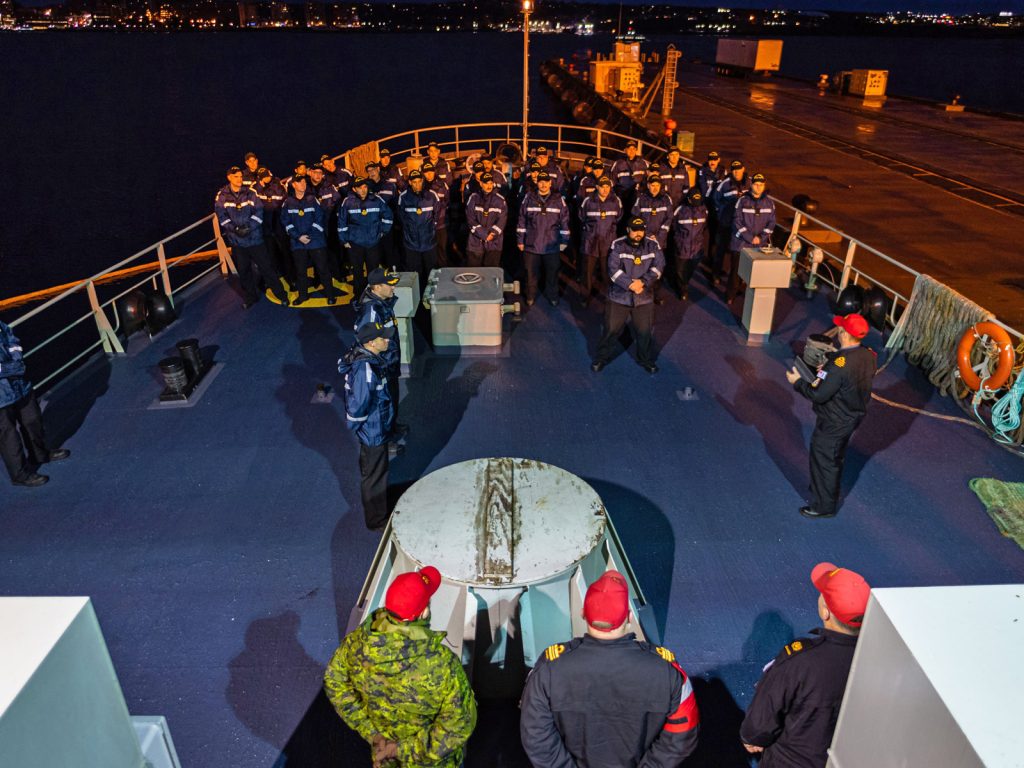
[522,0,532,157]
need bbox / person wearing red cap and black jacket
[520,570,700,768]
[338,322,399,530]
[325,566,477,768]
[740,563,871,768]
[786,314,876,519]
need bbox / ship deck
[646,65,1024,329]
[2,270,1023,767]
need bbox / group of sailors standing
[213,142,777,353]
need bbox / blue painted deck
[2,270,1022,767]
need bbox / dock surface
[643,66,1024,329]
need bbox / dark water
[1,30,1022,300]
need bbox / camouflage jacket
[324,608,477,767]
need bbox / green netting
[969,478,1024,550]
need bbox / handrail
[7,121,1022,393]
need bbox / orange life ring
[956,322,1015,391]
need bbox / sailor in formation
[424,141,452,184]
[354,268,409,442]
[464,172,508,268]
[280,174,339,305]
[659,146,692,208]
[610,140,649,219]
[337,176,393,297]
[421,162,451,269]
[728,172,777,301]
[397,170,443,286]
[215,166,290,308]
[671,188,709,301]
[577,176,622,307]
[240,151,260,188]
[711,159,751,300]
[517,171,571,307]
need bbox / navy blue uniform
[740,628,858,768]
[215,184,287,304]
[354,290,401,421]
[398,187,443,283]
[578,192,622,299]
[426,178,451,267]
[698,162,726,264]
[338,342,396,529]
[632,191,673,250]
[339,191,394,294]
[794,345,876,516]
[281,195,337,302]
[671,202,708,294]
[658,159,691,207]
[465,190,508,268]
[713,175,752,300]
[517,191,570,303]
[595,236,665,368]
[520,634,699,768]
[732,191,776,252]
[0,322,50,484]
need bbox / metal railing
[7,121,1022,392]
[9,214,230,389]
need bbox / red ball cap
[385,566,442,621]
[811,562,871,627]
[583,570,630,629]
[832,313,869,339]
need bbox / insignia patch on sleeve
[545,643,565,662]
[655,646,676,663]
[834,356,846,368]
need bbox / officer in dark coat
[787,314,876,518]
[338,177,393,297]
[397,170,443,286]
[577,177,622,307]
[520,570,700,768]
[338,322,399,530]
[591,218,665,374]
[740,562,871,767]
[354,268,409,441]
[671,188,708,301]
[0,321,70,487]
[517,171,570,307]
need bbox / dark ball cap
[295,160,307,168]
[290,174,307,185]
[687,189,703,205]
[408,170,423,181]
[730,160,744,170]
[537,171,552,182]
[320,153,332,162]
[244,152,257,161]
[528,161,541,172]
[597,177,612,187]
[628,217,646,231]
[357,321,396,344]
[751,172,766,183]
[379,148,391,157]
[351,176,369,187]
[667,146,681,155]
[472,160,484,172]
[227,165,243,176]
[536,146,548,155]
[708,151,720,160]
[625,140,638,148]
[480,172,494,183]
[427,141,440,149]
[310,163,324,172]
[365,161,380,170]
[422,162,435,172]
[648,174,662,184]
[368,267,400,286]
[257,167,271,179]
[583,157,595,167]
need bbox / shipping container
[715,39,783,75]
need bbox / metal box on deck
[738,247,791,345]
[393,271,420,367]
[424,267,507,354]
[828,585,1024,768]
[849,69,888,97]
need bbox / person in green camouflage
[324,565,477,767]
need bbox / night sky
[13,0,1024,14]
